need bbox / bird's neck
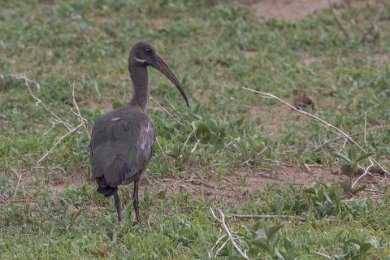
[129,64,149,110]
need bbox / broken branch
[210,208,249,259]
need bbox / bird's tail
[95,157,129,197]
[96,183,118,197]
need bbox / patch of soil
[299,55,322,66]
[249,97,316,133]
[143,164,340,202]
[47,170,85,193]
[243,0,378,21]
[370,53,390,64]
[144,163,389,202]
[86,94,115,111]
[244,0,333,21]
[250,104,290,131]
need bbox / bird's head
[129,42,189,107]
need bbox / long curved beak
[151,54,190,107]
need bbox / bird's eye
[144,49,152,55]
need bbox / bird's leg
[114,191,122,222]
[133,178,141,222]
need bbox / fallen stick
[210,208,249,259]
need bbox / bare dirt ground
[145,164,388,202]
[242,0,375,21]
[7,162,388,206]
[245,0,331,21]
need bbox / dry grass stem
[155,136,165,155]
[37,123,83,164]
[314,124,390,151]
[150,96,184,126]
[210,208,249,260]
[42,122,58,136]
[10,167,25,201]
[215,237,230,258]
[71,81,91,141]
[352,158,375,188]
[208,234,228,259]
[327,0,350,39]
[0,73,41,90]
[191,139,200,154]
[364,112,367,145]
[164,97,183,119]
[22,74,73,131]
[9,73,92,164]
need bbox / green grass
[1,0,389,258]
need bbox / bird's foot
[117,220,124,228]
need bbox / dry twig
[12,73,91,164]
[164,97,183,119]
[210,208,249,259]
[314,124,390,151]
[150,96,184,126]
[208,234,228,259]
[352,158,375,188]
[70,80,91,141]
[155,136,165,155]
[0,73,41,90]
[327,0,350,39]
[22,74,73,131]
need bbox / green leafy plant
[241,223,298,260]
[333,151,373,196]
[303,183,342,218]
[335,238,378,259]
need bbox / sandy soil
[244,0,333,20]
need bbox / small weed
[241,223,298,260]
[335,238,378,260]
[333,150,373,195]
[303,183,342,218]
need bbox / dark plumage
[90,42,189,222]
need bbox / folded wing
[90,108,155,196]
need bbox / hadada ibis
[90,42,189,222]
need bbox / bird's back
[90,105,155,196]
